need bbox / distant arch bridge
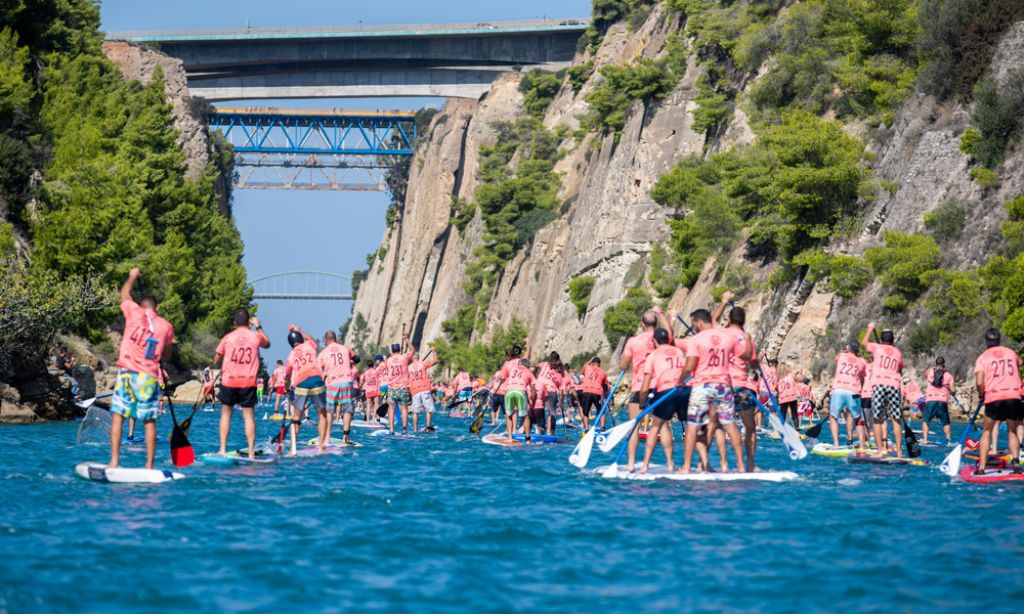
[249,271,353,301]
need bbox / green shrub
[921,269,984,342]
[450,196,476,233]
[879,179,900,195]
[1001,194,1024,256]
[864,231,942,309]
[649,242,682,298]
[603,287,652,347]
[960,127,982,155]
[967,73,1024,169]
[568,275,596,319]
[906,320,941,355]
[584,58,677,134]
[923,200,967,240]
[794,249,871,298]
[917,0,1023,101]
[433,318,528,374]
[567,62,594,93]
[0,222,15,258]
[520,70,563,117]
[691,77,732,133]
[969,166,999,187]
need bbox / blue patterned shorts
[112,369,162,421]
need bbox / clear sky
[99,0,591,364]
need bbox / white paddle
[597,390,678,453]
[940,400,983,477]
[570,371,627,468]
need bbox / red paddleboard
[959,466,1024,484]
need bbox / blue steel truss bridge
[249,271,353,301]
[211,108,416,191]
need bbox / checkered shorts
[872,385,901,421]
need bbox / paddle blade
[569,428,596,468]
[903,420,922,458]
[76,405,112,445]
[170,443,195,467]
[939,444,963,477]
[600,463,619,478]
[598,419,636,453]
[803,418,827,440]
[376,403,389,418]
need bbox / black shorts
[629,391,642,404]
[580,392,602,416]
[650,388,686,422]
[490,394,505,413]
[218,386,258,408]
[985,399,1024,421]
[527,407,545,425]
[861,397,872,411]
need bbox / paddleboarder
[213,309,270,458]
[108,268,175,470]
[973,328,1023,474]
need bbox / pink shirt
[377,362,390,387]
[760,365,778,396]
[582,364,609,395]
[689,329,734,387]
[726,327,753,390]
[270,366,285,388]
[975,346,1023,402]
[318,342,356,385]
[624,331,657,392]
[216,327,264,388]
[362,367,380,395]
[903,379,924,403]
[117,299,175,379]
[408,359,435,395]
[866,342,904,389]
[796,382,812,400]
[285,339,321,385]
[453,371,472,390]
[532,382,548,409]
[778,374,797,404]
[861,367,873,398]
[500,362,535,392]
[385,353,413,389]
[924,368,954,403]
[833,352,866,394]
[643,345,686,393]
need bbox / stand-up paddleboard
[959,465,1024,484]
[482,433,523,447]
[811,443,876,457]
[964,450,1013,464]
[344,419,387,430]
[509,433,566,444]
[199,449,279,466]
[122,435,167,446]
[75,462,185,483]
[286,444,348,457]
[267,413,286,421]
[305,437,362,448]
[848,452,930,466]
[595,464,798,482]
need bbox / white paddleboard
[75,462,185,483]
[344,420,387,430]
[595,464,799,482]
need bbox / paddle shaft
[609,388,678,465]
[594,370,626,430]
[674,315,696,337]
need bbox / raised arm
[251,316,270,348]
[120,267,140,303]
[712,290,734,325]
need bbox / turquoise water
[2,411,1023,612]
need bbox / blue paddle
[940,400,984,477]
[600,388,679,476]
[756,365,807,460]
[569,370,625,468]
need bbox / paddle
[939,400,984,477]
[168,378,206,467]
[600,389,679,476]
[902,418,922,457]
[801,416,829,440]
[597,388,678,453]
[756,365,807,460]
[376,402,389,418]
[569,370,625,468]
[469,391,492,434]
[674,315,696,337]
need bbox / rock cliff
[350,10,1024,415]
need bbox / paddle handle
[609,388,678,465]
[957,401,985,446]
[594,370,626,428]
[674,315,696,337]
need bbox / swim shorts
[457,388,473,401]
[275,386,286,396]
[829,390,862,419]
[389,387,412,407]
[218,385,257,408]
[527,406,545,426]
[923,401,951,426]
[734,387,757,413]
[326,381,356,408]
[580,392,602,417]
[650,387,686,422]
[985,399,1024,421]
[505,389,529,418]
[410,391,434,414]
[490,393,505,415]
[871,385,901,422]
[688,383,735,426]
[293,376,327,413]
[112,369,162,421]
